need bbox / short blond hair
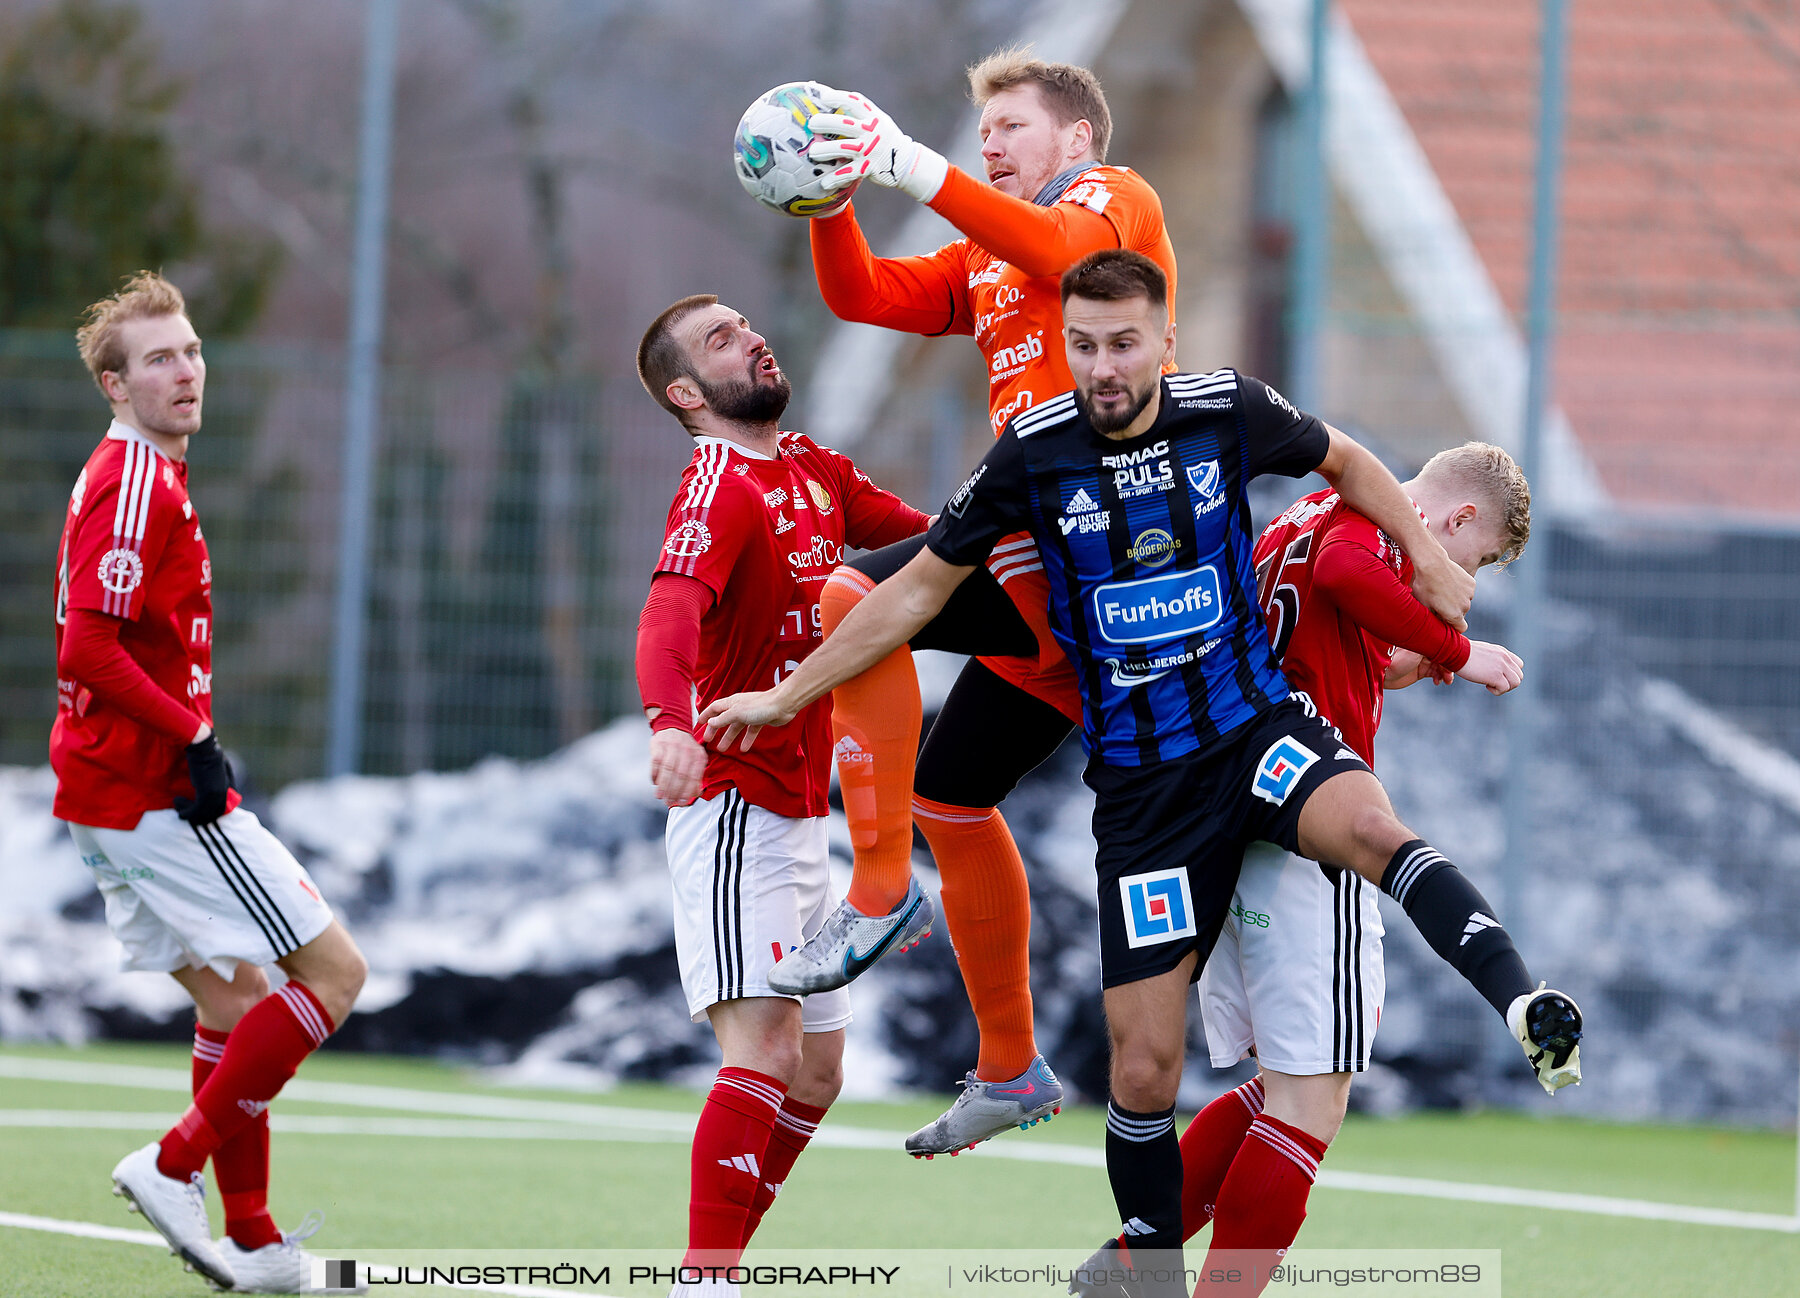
[1417,441,1532,566]
[76,271,188,392]
[968,46,1112,162]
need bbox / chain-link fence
[0,330,691,788]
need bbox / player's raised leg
[904,661,1073,1156]
[152,917,364,1183]
[1295,768,1582,1092]
[174,964,285,1258]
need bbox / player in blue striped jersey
[702,251,1579,1291]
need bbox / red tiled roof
[1340,0,1800,513]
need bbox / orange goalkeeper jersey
[811,161,1178,721]
[812,163,1178,435]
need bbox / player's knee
[794,1042,844,1107]
[1109,1043,1183,1111]
[226,965,271,1020]
[818,566,874,637]
[296,933,367,1029]
[203,964,270,1028]
[1345,801,1409,874]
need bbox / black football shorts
[1084,693,1369,989]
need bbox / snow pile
[3,626,1798,1121]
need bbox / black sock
[1105,1099,1185,1298]
[1380,840,1533,1019]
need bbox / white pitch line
[5,1055,1798,1234]
[0,1209,162,1247]
[0,1209,611,1297]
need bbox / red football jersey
[1254,489,1467,767]
[51,423,237,829]
[654,432,925,818]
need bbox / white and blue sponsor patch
[1120,868,1198,948]
[1092,565,1224,645]
[1251,736,1320,806]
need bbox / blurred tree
[0,0,279,335]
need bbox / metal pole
[1502,0,1570,957]
[1287,0,1330,412]
[326,0,399,777]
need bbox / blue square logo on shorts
[1120,868,1198,948]
[1252,736,1319,806]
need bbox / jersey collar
[694,434,778,461]
[1034,161,1099,206]
[105,418,164,454]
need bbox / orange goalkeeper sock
[913,795,1036,1081]
[819,568,922,916]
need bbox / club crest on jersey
[805,480,833,514]
[663,520,712,559]
[1252,736,1320,806]
[97,548,144,595]
[1187,461,1222,499]
[1120,868,1197,948]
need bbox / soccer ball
[733,82,861,218]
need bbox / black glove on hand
[174,733,235,826]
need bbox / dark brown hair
[636,294,718,423]
[1060,249,1167,310]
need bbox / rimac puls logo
[1120,868,1197,948]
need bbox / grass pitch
[1,1042,1795,1297]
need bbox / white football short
[1198,843,1385,1075]
[67,806,335,981]
[665,788,851,1032]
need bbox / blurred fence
[0,329,691,789]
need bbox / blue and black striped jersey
[926,370,1330,767]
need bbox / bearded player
[634,296,927,1291]
[1073,442,1581,1296]
[768,50,1179,1157]
[703,252,1582,1290]
[55,273,367,1294]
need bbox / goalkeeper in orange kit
[768,49,1178,1156]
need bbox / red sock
[1200,1115,1329,1295]
[914,797,1036,1081]
[193,1026,280,1250]
[158,982,333,1182]
[1178,1076,1265,1240]
[685,1068,785,1267]
[740,1096,827,1247]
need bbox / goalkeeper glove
[174,732,236,826]
[809,90,948,204]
